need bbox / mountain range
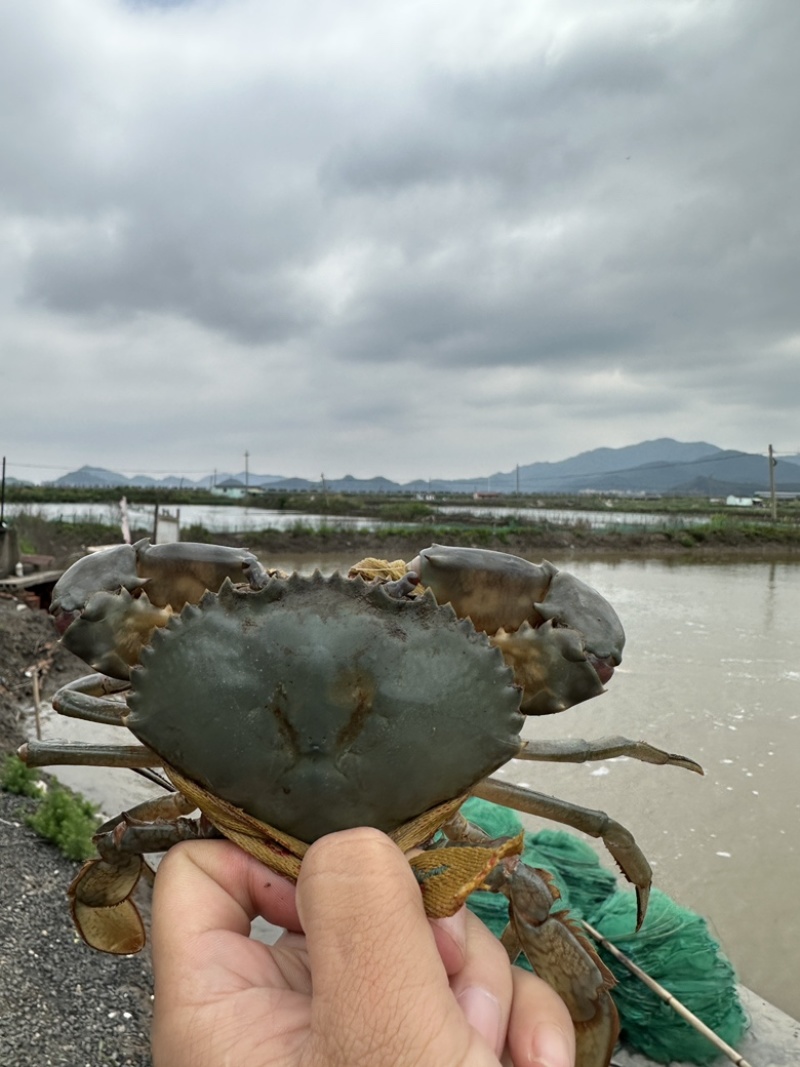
[39,439,800,496]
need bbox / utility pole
[245,450,250,491]
[516,464,520,496]
[768,444,777,521]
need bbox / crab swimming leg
[474,776,653,927]
[17,740,213,953]
[70,791,208,955]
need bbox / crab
[20,539,703,1067]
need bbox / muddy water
[37,555,800,1018]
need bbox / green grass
[1,753,43,797]
[26,782,100,862]
[2,755,99,861]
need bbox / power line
[7,460,227,476]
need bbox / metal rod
[582,920,753,1067]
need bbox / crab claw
[60,589,173,680]
[408,545,625,713]
[533,568,625,670]
[490,620,607,715]
[51,540,270,674]
[52,544,146,616]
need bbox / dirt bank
[0,595,86,753]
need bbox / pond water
[33,554,800,1018]
[6,501,383,533]
[9,500,703,532]
[437,504,705,529]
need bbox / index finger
[151,840,299,995]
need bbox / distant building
[211,478,247,499]
[725,495,758,507]
[211,479,265,499]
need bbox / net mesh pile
[460,797,748,1064]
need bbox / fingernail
[529,1022,573,1067]
[433,908,466,956]
[456,986,502,1055]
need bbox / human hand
[151,828,575,1067]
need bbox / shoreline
[7,511,800,574]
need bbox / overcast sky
[2,0,798,485]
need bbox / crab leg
[489,859,619,1067]
[70,792,208,954]
[517,736,703,774]
[94,792,204,859]
[474,776,652,927]
[442,812,618,1067]
[19,740,161,769]
[52,674,131,725]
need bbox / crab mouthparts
[51,608,77,636]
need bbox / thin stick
[582,920,753,1067]
[31,669,42,741]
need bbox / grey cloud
[2,0,799,481]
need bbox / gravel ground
[0,788,154,1066]
[0,596,154,1066]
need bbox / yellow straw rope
[162,764,523,918]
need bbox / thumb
[296,827,461,1065]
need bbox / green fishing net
[461,797,748,1064]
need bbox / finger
[297,827,465,1064]
[430,907,467,974]
[505,969,575,1067]
[152,840,299,999]
[151,841,311,1067]
[153,839,299,938]
[448,910,514,1059]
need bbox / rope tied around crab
[163,763,524,919]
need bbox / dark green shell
[126,572,523,841]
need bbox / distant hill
[45,440,800,496]
[49,466,283,490]
[482,439,723,493]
